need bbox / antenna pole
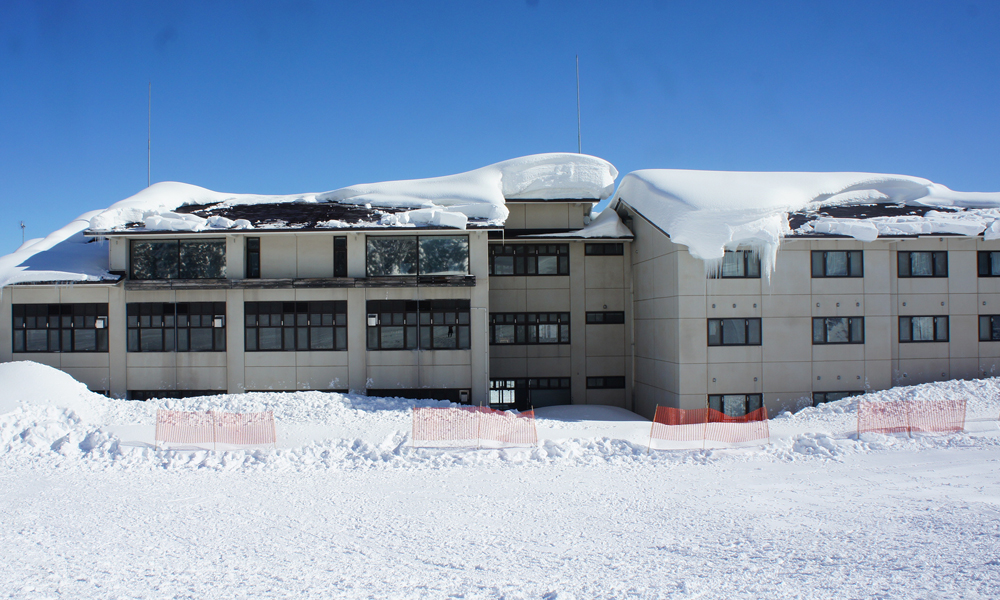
[20,221,25,245]
[147,81,151,188]
[576,55,582,154]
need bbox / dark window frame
[245,301,347,352]
[899,315,949,342]
[127,302,227,353]
[813,391,863,406]
[489,377,571,411]
[708,250,761,279]
[812,317,865,345]
[811,250,863,278]
[585,311,625,324]
[978,251,1000,277]
[334,236,348,277]
[708,394,763,417]
[585,243,624,256]
[489,312,571,345]
[586,376,626,389]
[12,303,109,353]
[979,315,1000,341]
[366,300,470,351]
[365,235,470,277]
[707,318,762,346]
[246,238,260,279]
[897,251,948,278]
[130,238,227,280]
[488,244,570,276]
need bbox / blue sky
[2,0,999,255]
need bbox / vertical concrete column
[226,289,245,393]
[623,240,635,412]
[469,231,490,406]
[227,235,244,279]
[108,284,127,398]
[570,241,587,404]
[347,288,368,393]
[0,287,12,364]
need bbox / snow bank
[1,362,997,473]
[0,154,617,286]
[526,205,633,239]
[612,170,1000,278]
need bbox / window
[812,251,863,277]
[585,243,623,256]
[812,317,864,344]
[127,303,226,352]
[898,251,947,277]
[12,304,108,353]
[979,315,1000,341]
[366,300,470,350]
[488,244,569,275]
[334,236,347,277]
[586,311,625,324]
[709,250,760,279]
[130,239,226,280]
[899,316,948,342]
[366,236,469,276]
[128,390,218,401]
[489,313,571,345]
[245,301,347,351]
[978,252,1000,277]
[586,376,625,389]
[246,238,260,279]
[708,394,763,418]
[707,318,761,346]
[813,391,863,406]
[489,378,571,410]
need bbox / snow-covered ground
[1,361,999,599]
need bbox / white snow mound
[612,169,1000,278]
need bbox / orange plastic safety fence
[155,410,276,447]
[857,399,966,435]
[411,406,537,448]
[649,406,770,448]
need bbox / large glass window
[585,243,623,256]
[366,236,468,277]
[130,239,226,279]
[127,302,226,352]
[708,394,763,417]
[812,317,864,344]
[334,236,348,277]
[897,251,947,277]
[978,252,1000,277]
[366,300,470,350]
[707,318,762,346]
[709,251,760,279]
[979,315,1000,341]
[585,311,625,324]
[586,376,626,389]
[812,251,863,277]
[12,304,108,353]
[488,244,569,276]
[489,313,571,345]
[489,378,571,411]
[245,301,347,351]
[246,238,260,279]
[899,316,948,342]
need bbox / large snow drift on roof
[0,154,617,286]
[613,169,1000,277]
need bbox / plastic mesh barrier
[649,406,770,449]
[412,406,537,448]
[155,410,276,448]
[857,399,967,435]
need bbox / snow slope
[0,362,998,598]
[0,153,618,287]
[612,169,1000,278]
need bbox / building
[4,156,1000,419]
[0,154,632,411]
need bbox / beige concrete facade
[621,202,1000,419]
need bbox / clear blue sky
[2,0,999,255]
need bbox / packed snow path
[0,362,998,598]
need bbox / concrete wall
[622,201,1000,418]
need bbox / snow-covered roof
[612,169,1000,277]
[0,153,617,287]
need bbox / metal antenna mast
[576,55,582,154]
[20,222,25,245]
[148,82,151,187]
